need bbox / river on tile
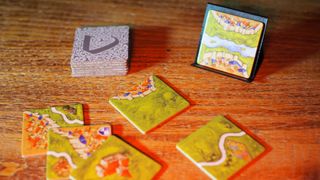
[202,33,257,58]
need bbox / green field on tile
[30,104,84,127]
[205,11,262,48]
[71,135,161,180]
[177,116,265,180]
[197,45,254,76]
[46,129,85,179]
[109,76,189,133]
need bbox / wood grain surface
[0,0,319,179]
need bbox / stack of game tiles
[70,25,130,77]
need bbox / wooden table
[0,0,319,179]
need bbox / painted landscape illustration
[177,116,265,180]
[197,10,263,78]
[46,125,161,180]
[21,104,84,157]
[109,75,189,134]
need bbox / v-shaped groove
[83,35,119,54]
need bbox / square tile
[21,104,84,157]
[177,115,268,180]
[109,75,190,134]
[70,25,129,77]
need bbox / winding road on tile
[198,131,246,167]
[47,151,77,169]
[50,107,83,125]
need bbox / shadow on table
[145,75,195,134]
[304,167,320,180]
[208,1,320,82]
[255,14,320,82]
[225,115,272,180]
[128,26,171,74]
[83,103,91,125]
[117,135,168,179]
[111,124,124,135]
